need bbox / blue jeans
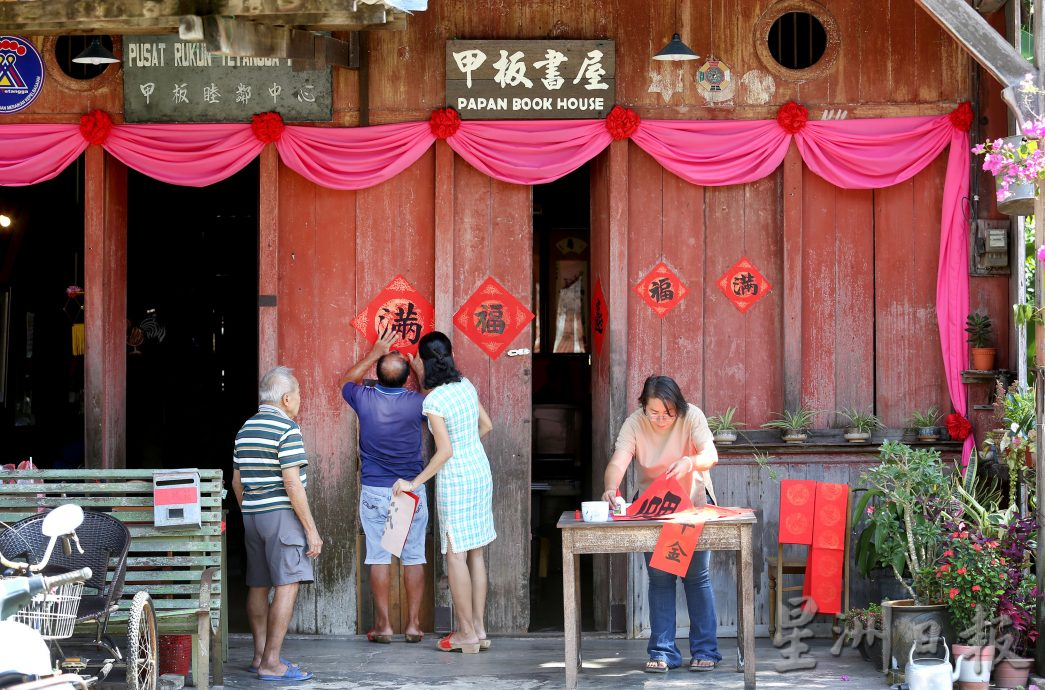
[643,549,722,668]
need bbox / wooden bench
[0,469,226,690]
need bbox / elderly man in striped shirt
[232,366,322,682]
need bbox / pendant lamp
[72,38,119,65]
[653,33,700,61]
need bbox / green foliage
[965,313,993,348]
[837,407,883,434]
[707,406,744,433]
[852,441,956,605]
[752,449,778,481]
[1002,384,1035,436]
[936,534,1007,646]
[761,408,816,433]
[907,406,940,429]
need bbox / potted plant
[934,527,1005,690]
[707,406,743,445]
[965,313,996,371]
[761,408,815,443]
[991,518,1039,688]
[853,441,954,671]
[840,603,884,662]
[837,407,882,443]
[909,407,941,443]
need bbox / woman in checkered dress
[393,331,495,654]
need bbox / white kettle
[904,637,962,690]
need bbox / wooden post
[1035,0,1045,676]
[83,146,127,469]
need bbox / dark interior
[529,164,595,632]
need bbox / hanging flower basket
[991,136,1036,216]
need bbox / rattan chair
[0,509,130,650]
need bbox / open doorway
[529,164,594,631]
[0,161,85,468]
[126,162,259,632]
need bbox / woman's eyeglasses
[644,408,676,421]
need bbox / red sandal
[437,632,480,654]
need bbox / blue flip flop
[258,664,313,682]
[247,658,297,674]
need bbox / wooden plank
[782,145,804,412]
[0,469,221,479]
[0,496,221,507]
[801,168,838,425]
[914,0,1032,88]
[258,147,280,375]
[0,481,221,493]
[834,188,876,413]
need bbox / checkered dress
[423,378,496,554]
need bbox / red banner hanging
[634,261,688,317]
[351,275,435,356]
[718,256,772,313]
[591,278,607,355]
[811,482,848,550]
[778,479,816,545]
[453,276,535,359]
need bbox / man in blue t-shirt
[340,329,428,643]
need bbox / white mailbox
[153,469,201,528]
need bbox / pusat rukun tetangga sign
[446,40,614,120]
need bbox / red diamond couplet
[453,276,535,359]
[351,274,435,356]
[634,261,688,317]
[718,257,771,314]
[591,278,607,355]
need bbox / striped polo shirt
[234,404,308,514]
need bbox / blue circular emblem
[0,36,44,114]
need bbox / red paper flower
[949,102,973,131]
[429,108,461,140]
[79,109,113,146]
[252,112,285,144]
[605,105,640,140]
[945,412,972,441]
[776,101,808,134]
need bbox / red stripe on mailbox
[155,487,198,506]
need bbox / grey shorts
[243,509,315,587]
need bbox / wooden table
[557,511,757,690]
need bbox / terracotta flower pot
[951,643,995,690]
[970,347,996,371]
[992,657,1033,689]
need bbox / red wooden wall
[8,0,1016,634]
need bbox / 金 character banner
[352,275,435,356]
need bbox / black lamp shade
[72,38,119,65]
[653,33,700,61]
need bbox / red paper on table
[625,474,694,519]
[649,522,703,576]
[777,479,816,545]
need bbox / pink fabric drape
[631,118,792,186]
[792,113,972,466]
[104,124,265,187]
[447,119,611,185]
[0,113,972,457]
[276,121,434,190]
[0,124,88,185]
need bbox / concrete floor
[215,634,890,689]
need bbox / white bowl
[581,500,610,522]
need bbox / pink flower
[1037,246,1045,264]
[957,567,967,574]
[950,588,959,599]
[972,585,981,591]
[943,550,954,557]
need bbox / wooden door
[434,142,533,633]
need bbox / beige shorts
[243,509,314,587]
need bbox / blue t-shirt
[341,382,425,488]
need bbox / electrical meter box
[153,469,201,528]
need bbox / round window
[755,0,839,82]
[768,12,827,70]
